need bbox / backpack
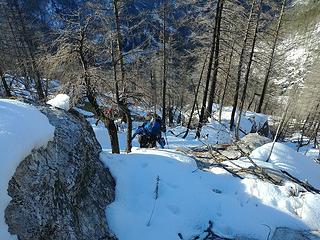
[145,117,161,136]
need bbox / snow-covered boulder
[239,133,272,152]
[245,112,270,137]
[5,106,116,240]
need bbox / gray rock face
[5,107,116,240]
[238,133,272,152]
[271,227,320,240]
[249,119,270,138]
[218,133,272,159]
[256,121,270,138]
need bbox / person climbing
[132,113,166,148]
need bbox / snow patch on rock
[47,94,70,110]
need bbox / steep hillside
[274,0,320,91]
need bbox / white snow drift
[0,99,55,239]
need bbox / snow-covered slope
[101,147,320,240]
[275,26,320,90]
[0,99,55,239]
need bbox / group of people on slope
[132,112,166,148]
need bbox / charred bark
[206,0,225,119]
[230,0,255,131]
[257,0,286,113]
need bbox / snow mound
[102,148,317,240]
[250,142,320,189]
[0,99,55,239]
[47,94,70,110]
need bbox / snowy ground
[0,99,54,239]
[82,106,320,240]
[283,137,320,160]
[101,148,320,240]
[1,99,319,240]
[98,136,320,240]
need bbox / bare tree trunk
[87,90,120,154]
[169,108,174,126]
[119,101,132,153]
[0,67,12,97]
[257,0,286,113]
[150,69,157,107]
[4,10,30,92]
[297,109,313,152]
[218,39,236,122]
[183,53,208,139]
[235,2,262,139]
[230,0,255,131]
[267,101,290,162]
[79,27,120,154]
[248,93,259,111]
[113,0,132,152]
[308,101,320,140]
[111,42,120,104]
[162,0,168,132]
[206,0,225,119]
[113,0,126,93]
[102,118,120,154]
[277,111,294,142]
[313,122,319,148]
[197,3,218,137]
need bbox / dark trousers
[138,134,157,148]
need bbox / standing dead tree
[257,0,287,113]
[230,0,256,131]
[235,1,262,140]
[267,101,290,162]
[205,0,225,119]
[182,54,208,139]
[218,38,236,122]
[46,8,121,153]
[161,0,168,132]
[112,0,133,153]
[196,0,224,138]
[0,67,12,97]
[78,15,120,154]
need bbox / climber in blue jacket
[132,113,165,148]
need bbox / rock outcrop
[5,107,116,240]
[237,133,272,153]
[271,227,320,240]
